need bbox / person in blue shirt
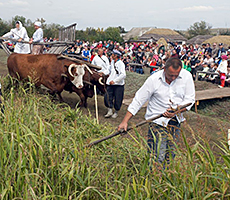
[82,46,91,61]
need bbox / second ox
[63,62,108,107]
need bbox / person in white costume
[29,21,44,54]
[3,21,30,54]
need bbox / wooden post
[94,85,99,124]
[195,100,199,113]
[0,42,11,56]
[228,129,230,150]
[195,72,199,81]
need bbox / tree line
[1,16,228,42]
[0,15,125,43]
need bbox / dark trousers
[104,85,124,111]
[147,117,180,165]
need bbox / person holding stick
[29,21,44,54]
[118,58,195,166]
[2,21,30,54]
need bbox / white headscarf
[15,21,23,30]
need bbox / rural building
[187,35,214,45]
[123,27,187,43]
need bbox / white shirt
[128,69,195,127]
[203,57,214,65]
[32,28,43,43]
[217,60,228,74]
[106,59,126,85]
[91,55,110,75]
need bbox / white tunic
[3,22,30,54]
[128,69,195,127]
[217,60,228,74]
[91,55,110,75]
[106,59,126,85]
[32,28,43,43]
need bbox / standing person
[91,48,110,75]
[2,21,30,54]
[104,50,126,119]
[217,55,228,88]
[29,21,43,54]
[118,58,195,166]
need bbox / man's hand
[109,80,115,85]
[118,121,128,132]
[29,39,33,44]
[117,111,133,132]
[18,38,22,42]
[162,108,175,118]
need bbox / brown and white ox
[7,53,106,106]
[7,53,93,101]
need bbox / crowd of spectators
[62,39,230,87]
[3,36,230,87]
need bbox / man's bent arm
[118,111,133,131]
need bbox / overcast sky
[0,0,230,31]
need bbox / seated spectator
[188,44,194,53]
[82,46,91,61]
[207,63,218,81]
[199,63,209,80]
[181,56,191,72]
[212,43,218,58]
[171,49,179,58]
[148,57,158,75]
[203,53,214,66]
[191,53,204,79]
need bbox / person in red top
[149,57,158,74]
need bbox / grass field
[0,49,230,199]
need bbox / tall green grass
[0,79,229,199]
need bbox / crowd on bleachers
[62,39,230,87]
[2,35,230,87]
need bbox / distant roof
[123,27,187,43]
[123,27,155,41]
[204,35,230,47]
[187,35,214,45]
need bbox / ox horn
[84,64,93,75]
[98,77,104,85]
[68,64,76,77]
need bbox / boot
[104,108,113,118]
[111,111,118,119]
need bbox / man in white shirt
[91,48,110,75]
[104,50,126,119]
[29,21,44,54]
[118,58,195,165]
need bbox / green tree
[105,27,123,43]
[11,15,26,27]
[0,18,10,36]
[44,23,64,39]
[188,21,212,39]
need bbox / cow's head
[68,64,85,89]
[87,70,108,94]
